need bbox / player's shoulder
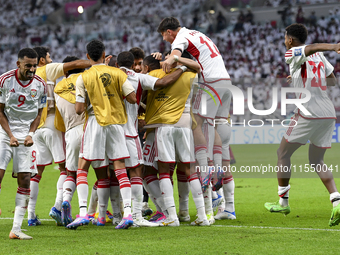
[0,69,16,88]
[34,74,47,86]
[149,69,166,79]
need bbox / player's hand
[162,56,175,73]
[10,136,19,147]
[151,52,163,60]
[24,135,34,147]
[105,55,113,65]
[287,75,292,84]
[334,43,340,54]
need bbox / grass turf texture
[1,143,340,254]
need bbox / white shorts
[284,114,335,148]
[143,131,158,170]
[80,116,129,162]
[34,126,66,166]
[0,139,37,177]
[155,126,195,164]
[125,136,144,168]
[65,124,83,172]
[193,79,232,125]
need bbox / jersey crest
[100,73,112,87]
[294,48,302,56]
[31,89,37,98]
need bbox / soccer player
[129,47,145,73]
[54,56,86,226]
[264,23,340,227]
[0,48,47,239]
[66,40,136,229]
[27,46,91,226]
[142,55,209,226]
[116,51,185,226]
[157,18,233,217]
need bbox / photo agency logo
[198,81,312,128]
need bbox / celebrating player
[264,23,340,227]
[0,48,47,239]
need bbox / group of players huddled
[2,17,340,240]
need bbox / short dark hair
[286,23,308,44]
[129,47,145,60]
[157,17,181,33]
[86,40,105,62]
[62,56,84,75]
[107,54,117,67]
[143,55,160,71]
[18,48,38,60]
[117,51,134,68]
[33,46,50,63]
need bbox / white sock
[131,177,143,219]
[87,181,98,215]
[195,145,208,167]
[76,169,88,217]
[144,175,166,212]
[330,192,340,207]
[27,175,41,220]
[12,187,30,231]
[223,176,235,212]
[188,173,206,220]
[204,185,213,215]
[278,184,290,207]
[159,173,177,219]
[114,168,131,217]
[213,145,222,169]
[54,171,67,211]
[63,175,76,202]
[217,188,225,209]
[177,170,189,211]
[97,179,110,220]
[110,177,121,215]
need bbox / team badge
[294,48,302,56]
[31,89,37,98]
[41,95,46,104]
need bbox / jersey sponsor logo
[31,89,37,98]
[41,95,46,104]
[99,73,112,87]
[10,88,15,93]
[155,91,169,101]
[103,92,115,99]
[294,48,302,56]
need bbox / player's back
[172,27,229,81]
[286,46,335,119]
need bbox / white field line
[0,218,339,232]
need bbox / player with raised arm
[157,18,234,221]
[27,47,91,226]
[66,40,137,230]
[264,23,340,227]
[0,48,47,239]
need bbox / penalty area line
[212,224,340,232]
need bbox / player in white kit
[0,48,47,239]
[264,23,340,227]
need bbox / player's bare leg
[0,169,4,217]
[176,163,190,222]
[61,170,76,226]
[10,172,32,240]
[265,138,301,215]
[94,166,109,226]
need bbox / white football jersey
[0,69,47,142]
[122,67,158,137]
[171,27,230,82]
[285,45,336,119]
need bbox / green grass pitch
[1,143,340,254]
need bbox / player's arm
[174,56,201,73]
[75,74,86,115]
[162,49,182,73]
[0,103,18,147]
[122,79,136,104]
[24,108,43,147]
[63,60,91,73]
[326,73,337,87]
[304,43,340,57]
[154,67,186,89]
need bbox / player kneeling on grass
[264,23,340,227]
[0,48,47,239]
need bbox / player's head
[33,46,52,66]
[157,17,181,43]
[17,48,38,81]
[62,56,85,77]
[86,40,105,62]
[117,51,134,69]
[129,47,145,73]
[142,55,160,73]
[106,54,117,67]
[285,23,308,50]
